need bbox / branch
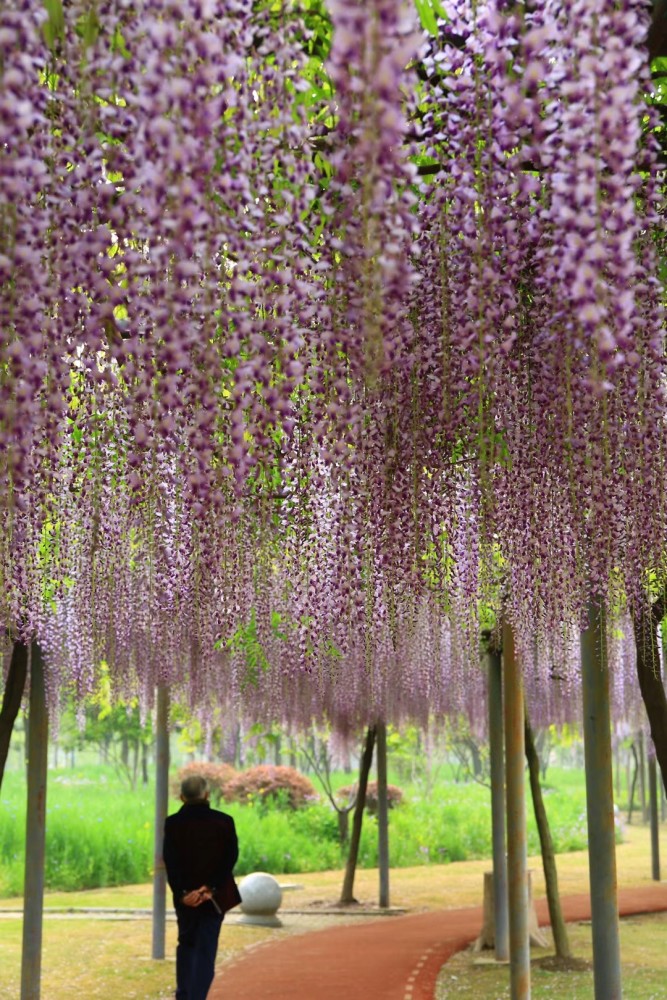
[649,0,667,60]
[650,582,667,625]
[0,640,29,791]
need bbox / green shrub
[336,781,404,815]
[227,802,343,875]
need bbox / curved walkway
[209,884,667,1000]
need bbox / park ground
[0,822,666,999]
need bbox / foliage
[336,780,404,815]
[0,768,153,895]
[229,801,344,874]
[47,684,155,791]
[172,761,237,804]
[223,765,319,811]
[0,764,596,896]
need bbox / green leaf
[42,0,65,51]
[414,0,447,36]
[75,8,100,49]
[111,24,131,59]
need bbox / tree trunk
[628,743,639,825]
[649,0,667,60]
[525,711,572,960]
[468,738,483,779]
[0,639,29,791]
[639,730,647,823]
[121,735,129,768]
[633,604,667,797]
[337,808,350,847]
[132,739,139,789]
[339,726,376,905]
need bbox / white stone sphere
[238,872,283,916]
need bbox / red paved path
[208,884,667,1000]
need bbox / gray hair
[180,774,209,803]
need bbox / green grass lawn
[1,759,665,998]
[437,913,667,999]
[0,824,665,1000]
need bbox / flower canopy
[0,0,664,728]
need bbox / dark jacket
[163,801,241,913]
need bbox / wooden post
[488,650,509,961]
[21,643,48,1000]
[152,685,170,960]
[503,619,530,1000]
[581,597,622,1000]
[376,721,390,909]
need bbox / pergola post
[376,720,390,909]
[649,753,660,882]
[488,649,509,961]
[21,643,48,1000]
[503,619,530,999]
[152,685,170,960]
[581,597,622,1000]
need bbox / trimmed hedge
[172,761,237,803]
[224,765,318,810]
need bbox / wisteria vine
[0,0,664,737]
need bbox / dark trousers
[175,904,224,1000]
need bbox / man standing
[163,774,241,1000]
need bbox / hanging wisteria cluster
[0,0,665,736]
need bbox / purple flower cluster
[0,0,664,736]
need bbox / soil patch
[536,954,592,973]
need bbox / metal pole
[152,685,170,959]
[488,649,509,961]
[649,754,660,882]
[503,619,530,999]
[376,720,390,909]
[21,643,48,1000]
[581,597,622,1000]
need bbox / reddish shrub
[173,761,237,804]
[223,765,318,810]
[335,781,404,815]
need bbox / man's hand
[182,886,212,908]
